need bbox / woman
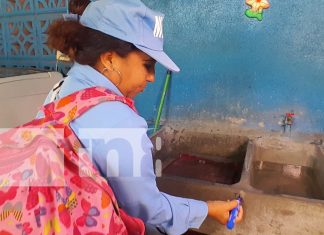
[43,0,243,234]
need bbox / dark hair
[69,0,91,15]
[47,20,137,66]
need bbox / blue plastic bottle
[226,196,242,230]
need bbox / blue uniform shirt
[38,63,208,234]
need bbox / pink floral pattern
[0,87,144,235]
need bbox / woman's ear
[99,51,114,69]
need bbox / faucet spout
[281,111,295,136]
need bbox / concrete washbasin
[151,125,324,234]
[248,138,324,200]
[151,127,249,234]
[153,128,248,185]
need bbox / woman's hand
[207,200,243,225]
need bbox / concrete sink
[151,125,324,234]
[154,129,248,185]
[249,138,324,200]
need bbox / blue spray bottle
[226,194,243,230]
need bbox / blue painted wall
[1,0,323,133]
[138,0,324,133]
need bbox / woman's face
[113,50,156,98]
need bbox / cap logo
[153,16,163,38]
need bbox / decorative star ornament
[245,0,270,21]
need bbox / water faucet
[280,111,295,135]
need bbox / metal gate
[0,0,67,70]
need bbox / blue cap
[80,0,180,72]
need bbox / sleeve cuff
[187,199,208,229]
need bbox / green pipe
[154,70,171,133]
